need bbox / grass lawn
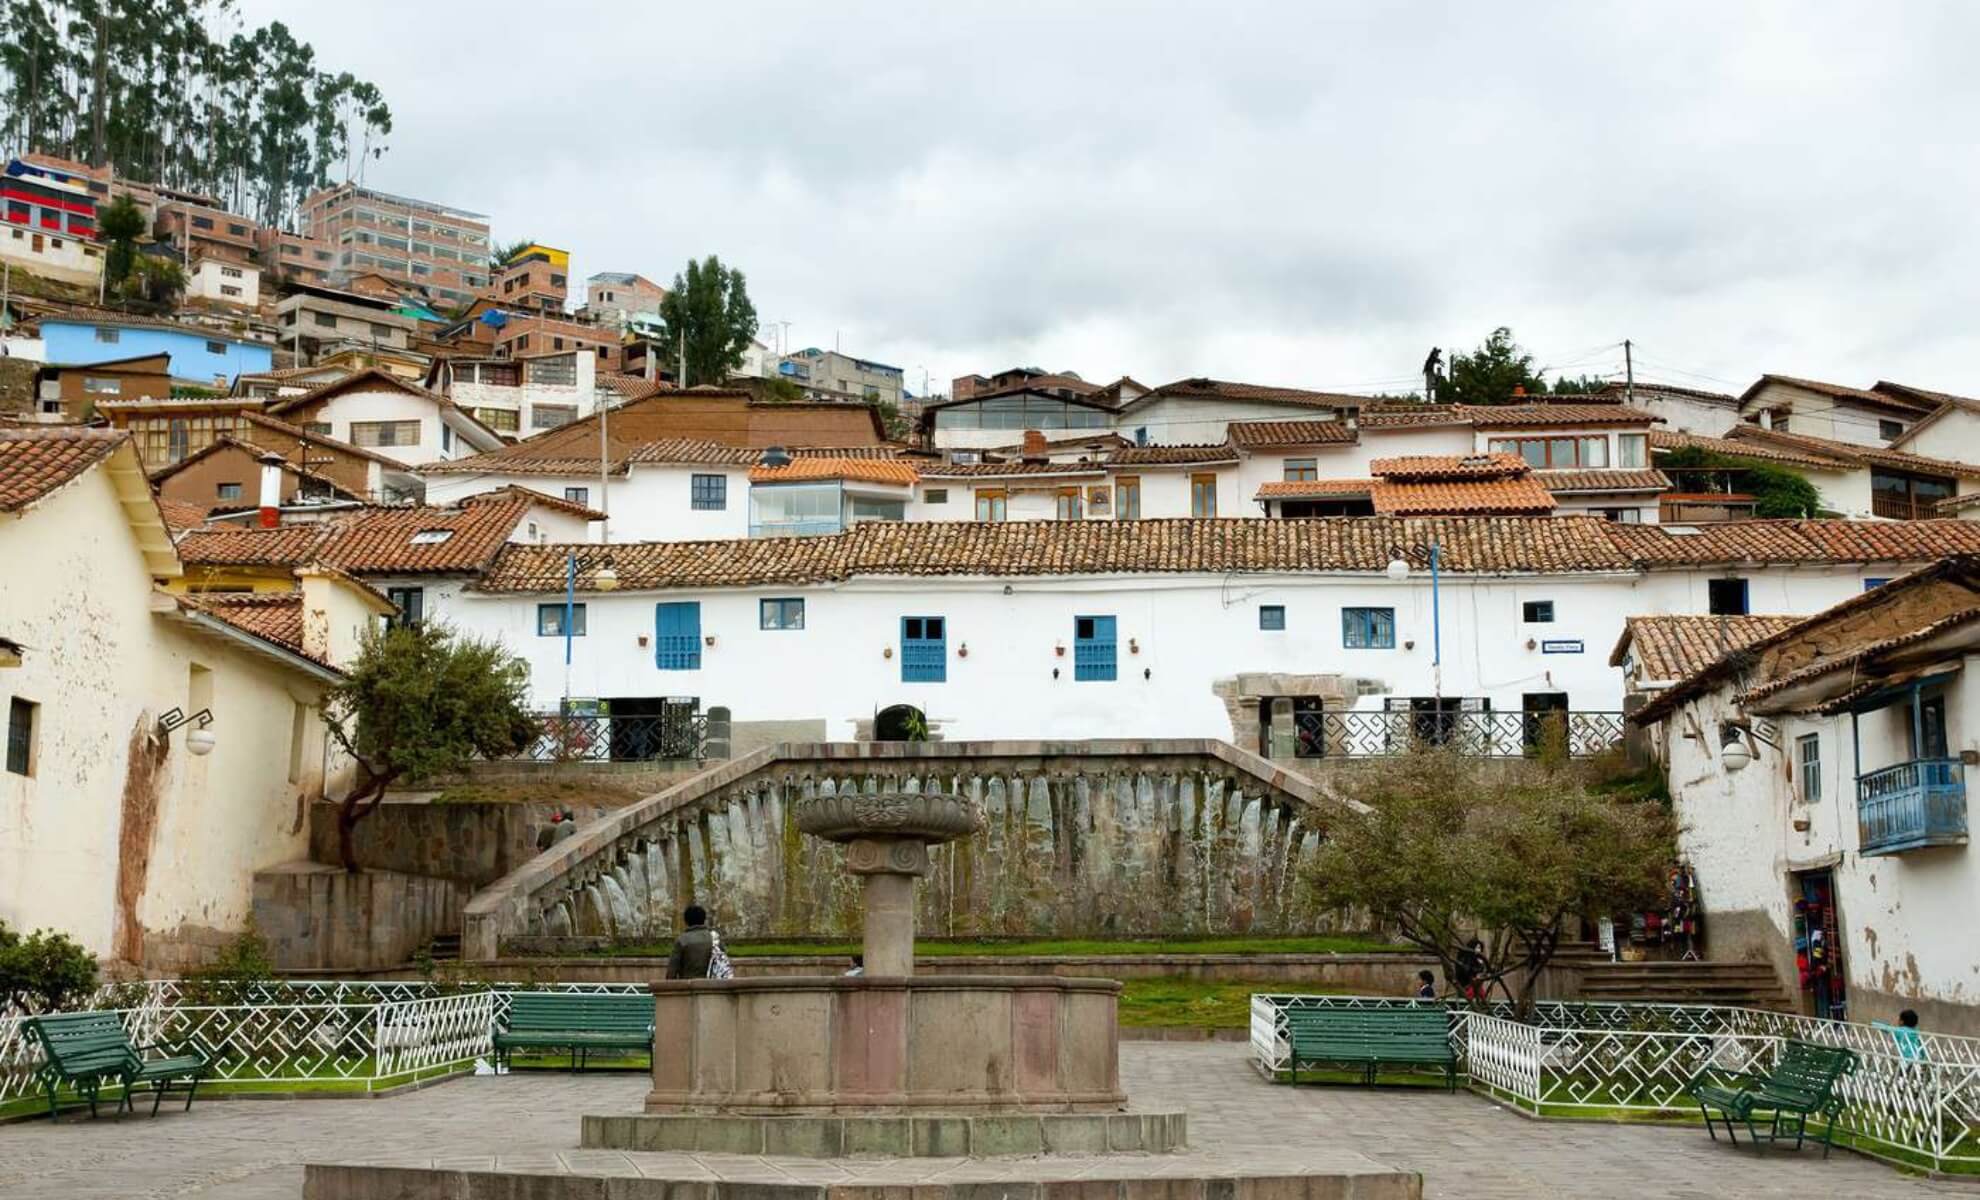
[618,935,1410,959]
[1119,979,1350,1028]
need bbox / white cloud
[241,0,1980,396]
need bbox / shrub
[0,922,100,1012]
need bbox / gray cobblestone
[0,1043,1962,1199]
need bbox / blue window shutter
[1074,615,1116,681]
[901,616,946,683]
[656,602,701,669]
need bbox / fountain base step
[583,1110,1188,1157]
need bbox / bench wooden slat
[1284,1005,1456,1092]
[494,994,654,1071]
[23,1011,211,1120]
[1687,1039,1857,1159]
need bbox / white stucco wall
[1654,662,1980,1030]
[308,389,450,466]
[1897,407,1980,464]
[438,562,1903,741]
[0,469,333,964]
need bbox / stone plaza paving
[0,1042,1968,1199]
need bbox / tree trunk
[335,773,395,872]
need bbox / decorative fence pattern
[1288,710,1625,759]
[1252,994,1980,1172]
[0,982,649,1107]
[522,711,707,764]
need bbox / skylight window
[410,529,455,545]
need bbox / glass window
[1879,419,1904,441]
[691,474,727,510]
[1259,605,1286,631]
[94,327,120,343]
[565,487,590,505]
[1864,578,1890,590]
[1284,458,1318,482]
[205,340,226,354]
[1191,474,1217,517]
[1797,734,1821,804]
[1548,437,1579,467]
[475,408,520,433]
[385,587,423,628]
[975,488,1008,522]
[1707,578,1749,616]
[217,482,242,500]
[537,603,585,636]
[82,376,121,394]
[1115,476,1141,519]
[1522,600,1554,623]
[901,616,946,683]
[923,488,948,504]
[1578,437,1608,467]
[1073,615,1117,681]
[1617,433,1647,468]
[6,697,35,776]
[1342,607,1396,649]
[848,496,905,523]
[1056,488,1083,520]
[350,420,421,448]
[531,404,578,429]
[760,598,805,630]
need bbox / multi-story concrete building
[186,257,259,309]
[297,183,491,310]
[275,282,417,363]
[491,244,569,312]
[581,271,667,329]
[0,158,105,288]
[257,229,339,287]
[154,199,261,266]
[779,347,904,405]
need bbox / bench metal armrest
[135,1040,209,1065]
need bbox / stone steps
[1574,960,1794,1010]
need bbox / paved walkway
[0,1043,1965,1199]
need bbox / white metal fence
[0,981,649,1109]
[1251,993,1980,1172]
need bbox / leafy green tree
[1546,373,1609,396]
[115,252,185,306]
[96,192,144,289]
[0,922,98,1012]
[1434,327,1547,406]
[1658,447,1822,517]
[872,399,910,440]
[656,255,759,388]
[757,376,805,403]
[320,621,536,871]
[490,238,535,268]
[1303,751,1676,1011]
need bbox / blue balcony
[1857,758,1968,855]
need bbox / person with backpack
[666,904,733,979]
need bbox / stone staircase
[1573,958,1795,1010]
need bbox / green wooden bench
[1688,1038,1858,1157]
[1286,1005,1456,1091]
[22,1011,211,1120]
[492,992,654,1072]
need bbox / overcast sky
[241,1,1980,399]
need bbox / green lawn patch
[1119,979,1349,1028]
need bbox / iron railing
[1288,710,1625,759]
[1858,758,1967,854]
[521,711,706,763]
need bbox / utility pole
[598,378,611,540]
[1624,339,1634,406]
[678,327,687,388]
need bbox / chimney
[256,452,285,528]
[1021,429,1048,460]
[1512,385,1526,398]
[759,445,791,469]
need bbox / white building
[0,428,390,969]
[427,517,1980,754]
[186,257,260,308]
[1736,375,1940,448]
[1596,380,1742,438]
[1652,423,1980,522]
[1627,559,1980,1034]
[263,369,506,466]
[430,351,611,438]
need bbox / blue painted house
[39,315,273,386]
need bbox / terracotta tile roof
[1742,374,1938,416]
[748,458,920,486]
[1604,518,1980,565]
[1936,492,1980,515]
[155,496,212,533]
[1457,403,1657,428]
[423,455,629,477]
[1648,428,1852,470]
[1106,444,1238,466]
[918,460,1106,479]
[1256,479,1371,500]
[1354,403,1473,429]
[475,516,1641,593]
[1129,378,1366,411]
[177,498,533,575]
[1369,477,1557,516]
[1871,381,1980,412]
[1533,468,1672,494]
[1612,615,1805,680]
[181,592,309,658]
[1369,453,1528,480]
[0,428,128,511]
[1723,425,1980,481]
[595,371,666,399]
[467,485,607,521]
[1596,380,1737,406]
[626,440,766,467]
[1226,420,1357,448]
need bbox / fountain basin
[645,975,1125,1115]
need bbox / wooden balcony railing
[1857,758,1968,855]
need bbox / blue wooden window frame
[1797,734,1821,804]
[538,603,585,636]
[1864,578,1891,590]
[1074,615,1117,681]
[690,474,727,511]
[1342,607,1395,649]
[760,598,805,630]
[900,616,946,682]
[655,602,702,669]
[1259,605,1286,631]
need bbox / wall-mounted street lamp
[157,707,216,756]
[1386,539,1443,701]
[1718,719,1779,773]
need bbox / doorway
[875,704,927,742]
[1791,869,1847,1021]
[1522,691,1570,754]
[601,696,700,760]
